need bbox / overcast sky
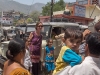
[13,0,76,5]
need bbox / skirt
[45,62,55,72]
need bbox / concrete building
[0,10,20,25]
[40,0,100,26]
[66,0,100,22]
[0,17,13,25]
[11,11,20,20]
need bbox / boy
[69,32,100,75]
[53,28,83,75]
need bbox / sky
[13,0,76,5]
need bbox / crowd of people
[2,21,100,75]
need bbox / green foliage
[30,11,40,22]
[13,19,18,25]
[57,0,65,8]
[42,2,51,16]
[42,0,65,16]
[26,18,33,23]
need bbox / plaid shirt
[79,42,86,54]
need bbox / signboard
[74,5,86,17]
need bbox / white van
[25,22,80,61]
[1,22,87,62]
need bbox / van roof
[27,22,79,27]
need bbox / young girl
[44,38,55,75]
[24,39,32,73]
[53,27,83,75]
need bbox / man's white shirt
[68,56,100,75]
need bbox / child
[24,39,32,72]
[79,29,91,59]
[53,27,83,75]
[44,38,55,75]
[69,32,100,75]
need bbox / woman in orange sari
[3,38,31,75]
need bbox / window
[26,25,51,39]
[27,27,35,32]
[78,0,88,5]
[82,0,88,4]
[77,0,86,1]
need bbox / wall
[86,5,100,19]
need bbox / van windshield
[26,25,51,39]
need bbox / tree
[57,0,65,9]
[30,11,40,22]
[13,19,18,25]
[42,0,65,16]
[26,18,33,23]
[42,2,51,16]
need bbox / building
[39,4,93,25]
[39,14,93,25]
[11,11,20,20]
[0,17,13,25]
[0,10,13,25]
[76,0,100,5]
[67,0,100,22]
[0,10,20,25]
[40,0,100,25]
[75,0,100,31]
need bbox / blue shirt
[62,49,82,67]
[45,46,54,61]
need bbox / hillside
[0,0,45,14]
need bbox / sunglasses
[38,26,43,28]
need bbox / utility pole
[50,0,54,22]
[1,11,3,28]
